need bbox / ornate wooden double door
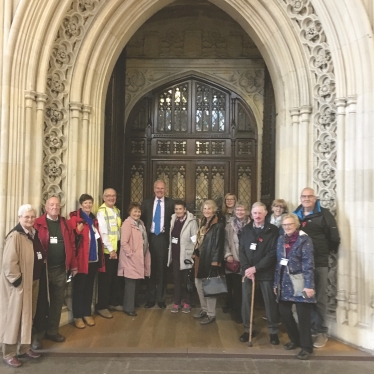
[125,78,257,217]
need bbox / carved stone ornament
[280,0,338,316]
[42,0,103,207]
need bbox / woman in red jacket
[69,194,105,329]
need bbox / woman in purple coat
[274,213,316,360]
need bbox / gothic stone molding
[42,0,103,207]
[279,0,338,316]
[125,60,265,123]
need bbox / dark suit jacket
[141,197,174,243]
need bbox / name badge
[250,243,257,250]
[172,237,178,244]
[37,252,43,260]
[280,258,289,266]
[190,235,197,244]
[110,222,117,227]
[50,237,58,244]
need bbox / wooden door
[124,77,258,216]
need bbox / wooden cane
[248,278,255,347]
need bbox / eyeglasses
[21,216,36,220]
[105,195,116,198]
[273,205,284,208]
[301,195,315,199]
[282,223,295,228]
[226,198,235,201]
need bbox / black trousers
[96,253,122,309]
[72,262,98,318]
[172,258,191,305]
[278,300,314,353]
[225,272,242,316]
[146,233,168,303]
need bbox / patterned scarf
[232,216,249,234]
[284,230,299,257]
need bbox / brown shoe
[97,309,113,319]
[3,356,22,368]
[74,318,86,329]
[84,316,95,326]
[18,349,41,359]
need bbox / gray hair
[251,202,267,211]
[18,204,35,217]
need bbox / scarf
[284,230,299,257]
[232,216,249,235]
[80,209,98,262]
[270,214,282,228]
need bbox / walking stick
[248,277,255,347]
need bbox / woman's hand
[303,288,315,298]
[226,255,234,263]
[76,222,84,233]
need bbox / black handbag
[202,271,228,297]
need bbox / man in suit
[141,180,174,308]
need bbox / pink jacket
[118,217,150,279]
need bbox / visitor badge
[50,237,58,244]
[250,243,257,250]
[280,258,289,266]
[37,252,42,260]
[110,222,117,226]
[172,237,178,244]
[95,232,100,240]
[190,235,197,244]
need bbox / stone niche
[126,0,263,60]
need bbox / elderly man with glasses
[293,187,340,348]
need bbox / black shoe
[284,341,299,350]
[145,301,155,308]
[234,314,243,324]
[45,333,65,343]
[222,305,231,313]
[158,301,166,309]
[239,332,249,342]
[296,349,311,360]
[124,311,137,317]
[270,334,280,345]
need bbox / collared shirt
[47,214,59,221]
[151,196,165,233]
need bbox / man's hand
[226,255,234,263]
[245,266,256,280]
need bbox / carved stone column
[299,105,313,190]
[79,104,91,194]
[345,96,358,327]
[66,102,83,214]
[24,91,37,203]
[290,108,300,202]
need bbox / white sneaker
[313,333,328,348]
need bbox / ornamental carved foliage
[280,0,338,315]
[238,70,264,94]
[126,70,146,94]
[42,0,103,206]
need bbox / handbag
[225,259,240,273]
[202,271,228,297]
[289,272,304,297]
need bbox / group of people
[0,182,340,367]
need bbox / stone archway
[2,0,374,351]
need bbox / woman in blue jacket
[274,213,316,360]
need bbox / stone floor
[2,356,374,374]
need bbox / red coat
[34,214,77,271]
[68,209,105,274]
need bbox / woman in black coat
[192,200,225,325]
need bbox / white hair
[18,204,35,217]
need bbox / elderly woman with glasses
[223,202,251,322]
[267,199,287,233]
[0,204,46,368]
[274,213,316,360]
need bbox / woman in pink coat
[118,202,150,316]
